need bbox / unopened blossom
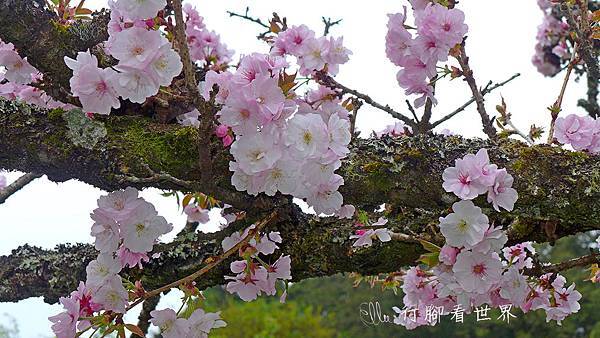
[92,275,128,313]
[439,201,489,249]
[188,308,227,338]
[487,168,518,211]
[453,251,503,293]
[150,308,190,338]
[120,202,172,253]
[439,244,460,265]
[0,49,37,84]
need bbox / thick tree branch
[3,98,600,303]
[0,172,42,204]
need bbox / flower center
[303,131,313,145]
[132,46,144,56]
[472,263,486,275]
[457,220,469,232]
[136,223,145,235]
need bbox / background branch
[0,173,42,204]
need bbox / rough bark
[3,98,600,303]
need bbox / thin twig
[547,42,579,143]
[506,120,534,145]
[171,0,198,96]
[431,73,521,128]
[322,17,342,36]
[455,43,496,139]
[124,211,279,312]
[405,100,419,123]
[315,72,417,128]
[227,7,270,29]
[0,173,42,204]
[349,97,363,139]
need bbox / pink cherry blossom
[97,187,144,222]
[113,0,166,20]
[184,204,210,224]
[554,114,595,150]
[85,253,122,289]
[120,202,172,253]
[230,132,282,174]
[0,49,37,84]
[150,308,190,338]
[442,155,488,200]
[48,296,79,338]
[116,246,150,269]
[272,25,316,56]
[226,266,269,301]
[453,251,502,293]
[286,113,329,159]
[188,308,227,338]
[439,201,489,249]
[487,168,518,211]
[92,274,128,313]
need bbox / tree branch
[0,172,41,204]
[455,43,497,139]
[315,72,417,128]
[431,73,520,128]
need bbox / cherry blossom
[85,253,122,289]
[0,49,37,84]
[554,114,597,151]
[92,274,128,313]
[97,186,144,222]
[150,308,190,338]
[120,202,172,253]
[113,0,166,20]
[187,308,227,338]
[453,251,503,293]
[487,168,518,212]
[48,296,79,338]
[184,204,210,224]
[438,200,489,249]
[442,155,488,200]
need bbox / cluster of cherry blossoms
[199,23,353,215]
[49,187,173,337]
[221,225,292,302]
[442,148,518,212]
[65,0,184,114]
[385,1,468,107]
[392,149,582,329]
[553,113,600,154]
[49,187,230,337]
[0,39,72,109]
[532,0,572,76]
[183,4,233,68]
[149,307,226,338]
